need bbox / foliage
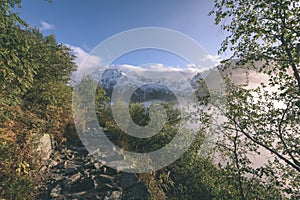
[209,0,300,198]
[1,0,298,199]
[100,101,180,153]
[0,1,77,198]
[98,100,282,199]
[0,107,42,199]
[209,0,300,90]
[71,75,109,144]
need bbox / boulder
[119,173,138,189]
[122,182,149,200]
[36,134,52,164]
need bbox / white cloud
[67,45,102,80]
[187,63,196,68]
[116,63,199,73]
[66,45,219,81]
[201,54,222,66]
[111,64,203,80]
[68,45,101,68]
[40,21,55,31]
[186,54,222,69]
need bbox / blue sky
[16,0,227,68]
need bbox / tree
[20,31,77,142]
[0,1,77,198]
[210,0,300,92]
[209,0,300,198]
[0,0,33,109]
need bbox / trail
[36,144,149,200]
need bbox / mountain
[97,66,228,103]
[99,68,125,97]
[98,69,177,102]
[190,72,204,89]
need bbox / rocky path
[36,144,149,200]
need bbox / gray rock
[95,174,114,184]
[119,173,138,189]
[66,154,75,160]
[95,183,114,193]
[49,160,58,167]
[36,134,52,163]
[105,191,122,200]
[64,161,81,175]
[50,184,62,198]
[51,174,64,182]
[122,182,149,200]
[64,167,78,176]
[94,162,104,170]
[53,161,65,169]
[67,177,94,193]
[37,144,149,200]
[63,172,82,189]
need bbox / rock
[95,174,115,184]
[67,177,94,193]
[36,143,149,200]
[95,183,114,193]
[70,190,103,200]
[63,172,82,189]
[53,161,65,169]
[108,160,134,172]
[66,154,75,160]
[36,134,52,163]
[105,191,122,200]
[102,166,118,176]
[51,174,64,182]
[65,149,73,154]
[64,161,81,173]
[94,162,104,170]
[50,184,62,198]
[87,194,103,200]
[49,160,58,167]
[111,191,122,199]
[39,165,48,172]
[119,173,139,189]
[122,182,149,200]
[64,167,78,176]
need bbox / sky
[16,0,228,70]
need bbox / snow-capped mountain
[190,72,204,89]
[99,68,125,96]
[90,60,273,104]
[98,68,177,102]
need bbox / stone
[102,166,118,176]
[111,191,122,199]
[65,161,81,174]
[64,167,78,176]
[95,183,114,193]
[49,160,58,167]
[105,191,122,200]
[66,154,75,160]
[108,160,134,172]
[94,162,104,170]
[63,173,82,189]
[87,194,103,200]
[40,165,48,172]
[119,173,139,189]
[50,184,62,198]
[122,182,149,200]
[67,177,94,193]
[36,134,52,163]
[51,174,64,182]
[38,143,149,199]
[97,174,114,182]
